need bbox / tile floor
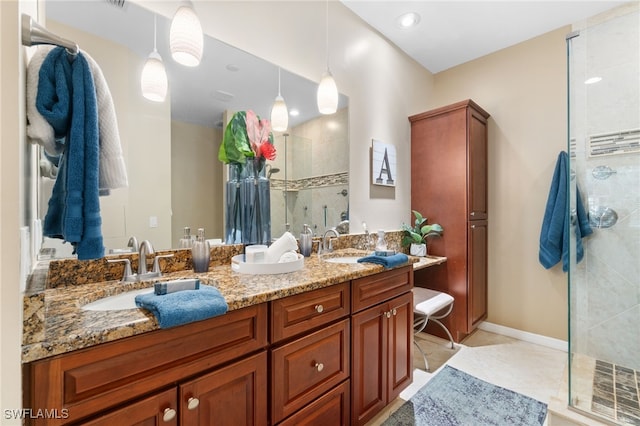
[365,329,569,426]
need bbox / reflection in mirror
[36,1,348,259]
[270,109,349,238]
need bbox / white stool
[412,287,455,372]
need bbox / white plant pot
[410,243,427,257]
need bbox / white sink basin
[323,256,362,264]
[82,288,153,311]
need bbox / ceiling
[342,1,630,73]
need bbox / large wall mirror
[36,0,349,258]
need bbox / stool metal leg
[413,314,431,371]
[429,302,455,349]
[413,339,430,372]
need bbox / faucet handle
[107,258,134,282]
[152,254,174,275]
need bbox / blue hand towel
[37,47,104,260]
[357,253,409,268]
[539,151,593,272]
[135,284,228,329]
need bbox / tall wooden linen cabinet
[409,99,490,342]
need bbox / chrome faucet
[138,240,155,276]
[127,236,139,253]
[321,228,340,254]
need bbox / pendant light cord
[325,0,329,70]
[278,67,282,96]
[153,14,157,52]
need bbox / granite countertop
[22,250,446,363]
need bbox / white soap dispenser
[375,230,388,251]
[191,228,210,272]
[179,226,193,248]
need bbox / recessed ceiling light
[289,108,300,117]
[397,12,420,29]
[584,76,602,85]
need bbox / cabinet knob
[471,225,476,229]
[392,308,397,316]
[471,212,476,216]
[385,311,391,318]
[314,362,324,372]
[187,397,200,410]
[314,304,324,313]
[162,408,177,422]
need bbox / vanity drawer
[352,265,413,313]
[25,304,267,425]
[278,380,350,426]
[271,282,350,343]
[271,319,350,423]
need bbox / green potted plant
[401,210,443,256]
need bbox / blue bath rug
[383,365,547,425]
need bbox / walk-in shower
[567,3,640,425]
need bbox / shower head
[267,166,281,178]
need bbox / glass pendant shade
[271,95,289,132]
[170,3,203,67]
[141,50,168,102]
[317,69,338,115]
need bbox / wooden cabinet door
[351,292,413,425]
[386,292,413,402]
[468,221,488,330]
[468,106,488,221]
[179,351,267,426]
[351,302,388,425]
[80,388,177,426]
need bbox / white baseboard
[478,321,568,352]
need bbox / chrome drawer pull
[314,304,324,313]
[187,397,200,410]
[314,362,324,372]
[162,408,177,422]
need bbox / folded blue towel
[357,253,409,268]
[539,151,593,272]
[135,284,228,329]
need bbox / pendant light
[317,0,338,115]
[141,15,168,102]
[170,1,203,67]
[271,67,289,132]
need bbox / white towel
[26,46,58,155]
[266,232,298,263]
[27,46,128,191]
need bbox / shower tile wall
[270,108,349,237]
[570,6,640,371]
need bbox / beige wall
[171,120,223,244]
[432,27,570,340]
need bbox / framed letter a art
[372,139,396,187]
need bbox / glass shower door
[567,4,640,424]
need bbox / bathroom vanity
[21,251,446,425]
